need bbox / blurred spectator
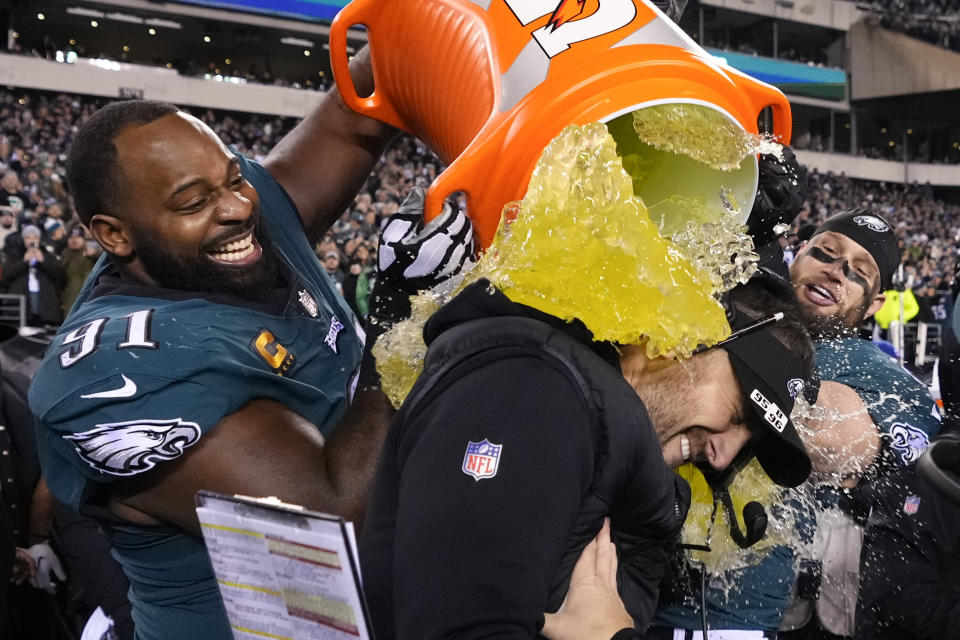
[0,208,16,252]
[0,171,29,214]
[323,250,345,294]
[0,225,64,327]
[342,258,372,319]
[59,228,100,312]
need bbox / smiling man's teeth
[680,433,691,463]
[210,233,254,261]
[810,283,835,302]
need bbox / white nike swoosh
[81,375,138,399]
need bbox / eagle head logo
[888,422,930,465]
[786,378,805,399]
[853,215,889,233]
[64,418,202,476]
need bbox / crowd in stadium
[856,0,960,52]
[2,70,960,640]
[2,87,957,328]
[7,34,334,92]
[0,88,450,325]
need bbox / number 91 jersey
[28,154,364,514]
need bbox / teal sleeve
[36,374,231,510]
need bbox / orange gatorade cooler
[330,0,792,249]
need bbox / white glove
[26,542,66,594]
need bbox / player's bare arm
[802,380,881,488]
[264,46,399,243]
[108,394,395,536]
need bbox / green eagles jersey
[815,337,941,464]
[29,154,363,640]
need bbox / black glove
[360,187,474,388]
[370,187,474,323]
[746,146,808,249]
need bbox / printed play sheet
[196,491,370,640]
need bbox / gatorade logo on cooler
[504,0,638,57]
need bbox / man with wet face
[360,272,815,640]
[780,210,942,640]
[787,211,940,482]
[26,54,413,640]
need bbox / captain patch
[64,418,201,476]
[462,439,502,481]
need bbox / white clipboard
[196,490,373,640]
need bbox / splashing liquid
[676,460,798,575]
[376,106,779,408]
[632,103,783,172]
[475,122,729,354]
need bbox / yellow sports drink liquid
[330,0,792,248]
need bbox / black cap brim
[723,330,812,488]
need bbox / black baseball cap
[721,325,813,488]
[811,209,900,290]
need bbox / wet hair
[66,100,180,225]
[724,273,816,386]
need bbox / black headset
[698,447,769,550]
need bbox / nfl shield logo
[462,439,503,481]
[903,495,921,515]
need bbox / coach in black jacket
[855,434,960,639]
[361,272,815,640]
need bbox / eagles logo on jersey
[64,418,202,476]
[888,422,930,465]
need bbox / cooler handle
[329,0,407,131]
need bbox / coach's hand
[542,519,635,640]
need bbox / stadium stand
[0,0,958,637]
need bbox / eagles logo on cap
[853,215,889,233]
[787,378,805,399]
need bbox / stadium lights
[148,28,156,36]
[91,21,99,28]
[37,13,45,20]
[55,51,79,64]
[145,18,182,30]
[66,7,104,18]
[281,36,315,48]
